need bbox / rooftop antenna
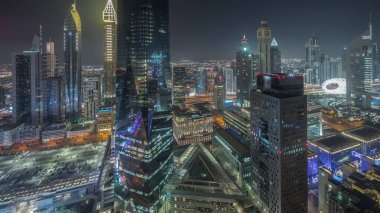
[369,13,373,39]
[39,25,43,54]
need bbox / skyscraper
[115,0,173,211]
[236,35,253,107]
[305,34,320,67]
[270,38,281,73]
[103,0,117,98]
[196,69,207,96]
[346,17,374,109]
[257,20,272,74]
[171,65,186,109]
[251,73,308,212]
[12,50,41,124]
[42,41,58,78]
[64,2,82,124]
[82,77,101,121]
[213,72,226,110]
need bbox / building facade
[270,38,281,73]
[257,20,272,74]
[171,65,186,108]
[114,0,173,211]
[103,0,117,98]
[82,77,101,121]
[213,72,225,110]
[64,2,82,124]
[236,35,253,107]
[12,51,42,124]
[251,73,308,212]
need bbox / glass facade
[115,0,173,211]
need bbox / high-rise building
[171,65,186,108]
[0,86,5,109]
[222,66,235,94]
[115,0,173,211]
[270,38,281,73]
[41,42,62,124]
[103,0,117,98]
[82,77,101,121]
[42,41,58,78]
[213,72,225,110]
[305,33,320,68]
[12,51,42,124]
[43,77,63,124]
[64,2,82,124]
[236,35,253,107]
[196,69,207,96]
[251,73,308,212]
[346,18,374,109]
[257,20,272,74]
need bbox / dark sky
[0,0,379,65]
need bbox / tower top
[260,20,268,27]
[271,38,278,47]
[103,0,117,23]
[242,34,248,44]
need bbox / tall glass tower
[115,0,173,211]
[103,0,117,98]
[236,35,253,107]
[64,2,82,124]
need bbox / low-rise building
[173,103,213,146]
[41,123,66,142]
[96,107,115,133]
[212,128,252,196]
[0,123,24,147]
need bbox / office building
[42,41,58,78]
[223,66,235,94]
[171,65,186,108]
[223,107,251,144]
[173,103,213,146]
[212,128,252,196]
[213,72,225,110]
[103,0,117,98]
[257,20,272,74]
[270,38,281,73]
[319,164,380,213]
[96,107,115,133]
[82,77,101,121]
[308,151,319,188]
[236,35,253,107]
[307,102,323,139]
[43,77,63,124]
[115,0,173,211]
[196,69,207,96]
[64,2,82,124]
[12,50,42,124]
[305,33,320,68]
[0,123,23,147]
[346,18,374,109]
[251,73,307,212]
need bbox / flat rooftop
[344,126,380,142]
[214,128,250,157]
[0,141,107,203]
[310,134,361,154]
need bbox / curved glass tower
[115,0,173,211]
[64,2,82,124]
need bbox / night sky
[0,0,379,65]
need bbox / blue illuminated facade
[309,134,361,173]
[115,0,173,211]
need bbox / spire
[369,12,373,40]
[73,0,77,10]
[241,34,248,44]
[271,38,278,47]
[103,0,117,23]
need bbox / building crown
[103,0,117,23]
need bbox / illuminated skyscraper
[346,17,374,109]
[251,73,307,212]
[171,65,186,108]
[270,38,281,73]
[103,0,117,98]
[257,20,272,74]
[236,35,253,107]
[305,33,320,84]
[115,0,173,211]
[64,2,82,124]
[213,72,226,110]
[12,50,41,124]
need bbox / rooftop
[0,141,107,203]
[310,134,361,154]
[344,126,380,142]
[214,128,250,157]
